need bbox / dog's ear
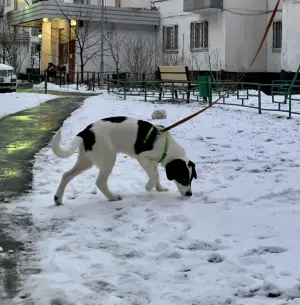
[165,160,177,181]
[188,161,197,179]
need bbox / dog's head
[165,158,197,197]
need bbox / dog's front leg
[138,157,158,191]
[155,181,169,192]
[138,157,168,192]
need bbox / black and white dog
[51,116,197,205]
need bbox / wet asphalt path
[0,96,86,303]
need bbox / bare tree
[161,53,189,66]
[122,35,158,79]
[190,52,205,72]
[54,2,105,82]
[29,41,40,69]
[103,26,128,75]
[0,23,30,73]
[204,48,225,91]
[71,19,103,81]
[0,34,30,73]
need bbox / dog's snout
[185,191,192,197]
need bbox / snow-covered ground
[0,92,57,119]
[33,82,105,93]
[7,92,300,305]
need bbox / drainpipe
[99,0,105,88]
[265,0,268,72]
[182,33,185,64]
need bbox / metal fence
[107,79,300,119]
[17,71,155,86]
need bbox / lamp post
[99,0,104,88]
[38,33,42,73]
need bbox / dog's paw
[108,195,123,201]
[145,179,158,191]
[156,187,169,192]
[145,183,155,192]
[54,195,63,206]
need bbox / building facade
[157,0,300,76]
[5,0,159,76]
[1,0,300,78]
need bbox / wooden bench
[157,65,194,102]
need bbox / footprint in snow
[187,240,228,251]
[207,252,225,263]
[244,246,287,256]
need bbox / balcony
[183,0,223,13]
[7,1,159,27]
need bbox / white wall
[119,0,151,8]
[222,0,266,72]
[266,0,282,73]
[281,1,300,72]
[223,12,267,72]
[157,0,225,70]
[157,0,270,73]
[76,22,157,75]
[156,0,286,74]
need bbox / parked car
[0,64,17,92]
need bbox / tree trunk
[80,50,84,83]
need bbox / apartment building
[157,0,300,80]
[4,0,159,77]
[1,0,300,79]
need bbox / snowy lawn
[0,92,57,119]
[9,92,300,305]
[33,81,105,93]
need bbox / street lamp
[38,34,42,73]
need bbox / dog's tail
[51,129,82,159]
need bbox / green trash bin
[198,75,212,103]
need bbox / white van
[0,63,17,92]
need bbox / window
[31,28,39,36]
[190,21,208,50]
[31,42,40,56]
[272,20,282,50]
[162,25,178,52]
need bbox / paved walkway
[0,96,85,302]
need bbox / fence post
[107,74,110,93]
[258,85,262,114]
[142,73,145,91]
[76,72,79,90]
[92,72,95,91]
[171,82,174,102]
[288,93,292,119]
[44,70,48,94]
[59,71,62,87]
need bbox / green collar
[143,126,169,164]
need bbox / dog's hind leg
[54,155,93,205]
[95,152,122,201]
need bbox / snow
[33,81,105,93]
[7,92,300,305]
[0,92,57,119]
